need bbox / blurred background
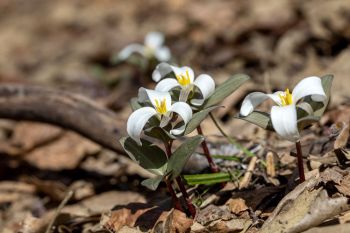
[0,0,349,232]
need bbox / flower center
[279,88,293,106]
[176,70,191,87]
[144,46,155,58]
[155,98,167,115]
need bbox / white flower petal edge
[169,102,192,135]
[144,32,164,49]
[127,107,157,145]
[152,62,173,82]
[240,92,283,116]
[154,47,171,62]
[171,65,195,83]
[271,105,299,142]
[155,78,180,92]
[138,88,172,110]
[191,74,215,106]
[292,76,326,103]
[118,44,145,60]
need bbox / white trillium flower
[127,88,192,145]
[152,63,215,106]
[118,32,171,62]
[240,76,327,142]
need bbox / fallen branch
[0,84,126,154]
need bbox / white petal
[155,78,180,92]
[191,74,215,106]
[292,76,326,103]
[240,92,281,116]
[127,107,157,145]
[154,46,171,61]
[267,91,285,106]
[271,105,299,142]
[138,88,172,110]
[144,32,164,49]
[118,44,145,60]
[171,65,195,83]
[169,102,192,135]
[152,62,173,82]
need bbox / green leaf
[202,74,250,109]
[141,176,163,191]
[145,126,176,142]
[184,172,231,185]
[235,111,273,131]
[166,135,204,180]
[183,106,221,135]
[119,137,168,176]
[297,116,321,130]
[130,97,142,111]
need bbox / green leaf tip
[202,73,250,109]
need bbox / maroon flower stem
[164,178,183,211]
[164,141,196,218]
[295,141,305,183]
[196,125,219,173]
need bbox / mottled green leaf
[235,111,273,131]
[130,97,142,111]
[141,176,163,191]
[183,106,221,135]
[202,74,250,108]
[119,137,168,176]
[166,135,203,180]
[297,116,321,131]
[145,126,176,142]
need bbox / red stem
[197,125,219,173]
[164,179,183,211]
[295,141,305,183]
[165,141,196,218]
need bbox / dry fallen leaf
[226,198,249,215]
[24,132,100,170]
[11,122,63,152]
[261,173,350,233]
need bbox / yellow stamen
[176,69,191,86]
[155,98,167,115]
[278,88,293,106]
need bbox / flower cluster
[127,63,216,144]
[119,31,333,217]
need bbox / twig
[266,152,276,178]
[295,141,305,183]
[45,190,74,233]
[209,113,255,157]
[196,125,219,173]
[0,84,126,155]
[239,156,257,189]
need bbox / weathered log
[0,84,126,155]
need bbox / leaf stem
[295,140,305,183]
[196,125,219,173]
[164,141,196,218]
[209,113,255,157]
